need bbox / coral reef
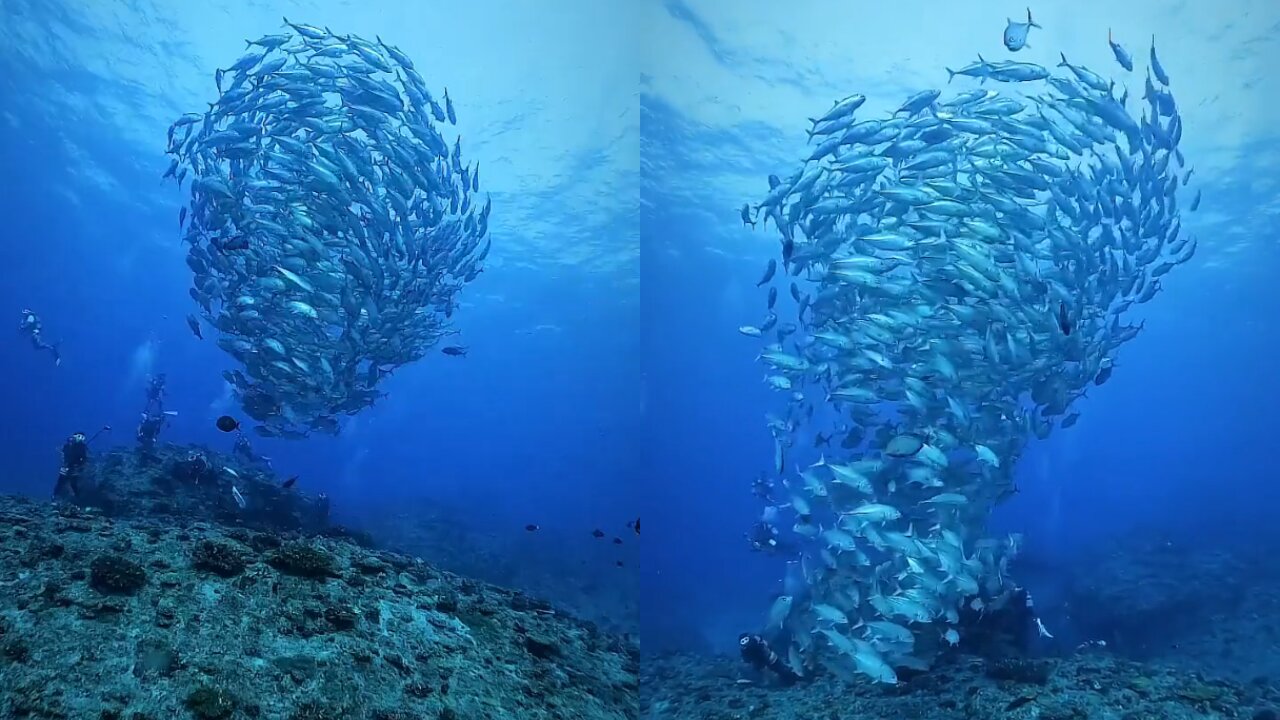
[0,495,637,719]
[73,443,334,535]
[641,650,1280,720]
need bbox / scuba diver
[745,519,797,556]
[136,373,175,455]
[175,450,212,484]
[144,373,167,415]
[136,412,171,454]
[232,433,273,470]
[738,633,802,686]
[18,309,61,366]
[53,426,109,500]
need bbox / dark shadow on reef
[0,440,638,719]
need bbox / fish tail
[1057,51,1070,68]
[945,68,956,84]
[1027,7,1040,28]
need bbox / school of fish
[741,26,1199,684]
[165,19,491,439]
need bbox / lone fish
[1003,8,1041,52]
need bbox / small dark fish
[1095,365,1114,386]
[757,259,777,287]
[740,203,756,229]
[767,286,777,310]
[281,476,298,489]
[525,524,540,532]
[814,432,830,448]
[444,87,456,124]
[592,529,605,538]
[615,560,625,567]
[1150,35,1170,85]
[1107,29,1133,72]
[1056,302,1072,336]
[186,314,203,339]
[216,415,240,433]
[612,537,623,545]
[789,283,801,303]
[216,235,250,252]
[179,206,188,228]
[442,346,468,356]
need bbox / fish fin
[1027,8,1040,28]
[1058,51,1069,68]
[945,67,956,84]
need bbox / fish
[215,415,240,433]
[1150,35,1170,85]
[281,475,298,489]
[231,485,246,509]
[884,434,924,458]
[742,24,1198,685]
[1107,29,1133,71]
[740,203,756,228]
[524,524,540,532]
[592,529,605,538]
[1002,8,1041,52]
[165,25,489,439]
[442,346,468,356]
[757,259,777,287]
[768,595,793,629]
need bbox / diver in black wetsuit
[745,520,798,556]
[19,309,61,366]
[53,433,89,499]
[739,633,802,686]
[136,412,167,454]
[144,373,167,415]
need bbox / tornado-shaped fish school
[165,19,492,439]
[744,31,1199,684]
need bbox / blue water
[642,0,1280,659]
[0,0,638,630]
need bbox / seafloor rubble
[641,650,1280,720]
[1063,531,1280,681]
[352,499,639,638]
[0,494,638,719]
